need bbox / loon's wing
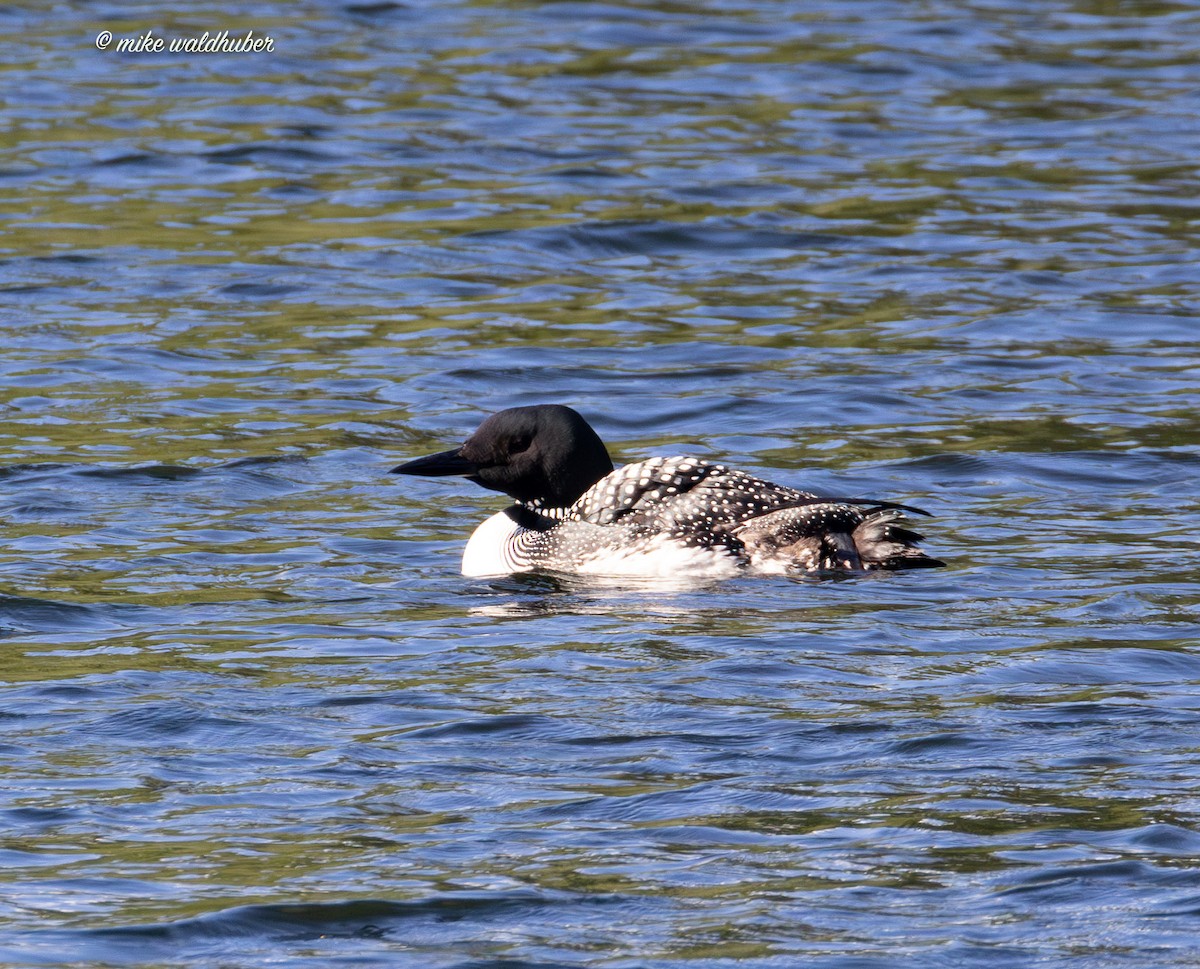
[809,495,933,517]
[568,458,943,570]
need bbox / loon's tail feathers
[731,502,945,573]
[852,508,945,570]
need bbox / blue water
[2,1,1200,966]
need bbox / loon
[392,404,944,578]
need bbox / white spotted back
[570,457,818,538]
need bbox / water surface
[2,1,1200,966]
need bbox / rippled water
[3,1,1200,966]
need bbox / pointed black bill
[391,447,477,477]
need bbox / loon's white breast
[460,502,743,579]
[460,508,525,577]
[393,404,944,578]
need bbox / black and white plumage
[392,404,944,578]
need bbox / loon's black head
[392,404,615,508]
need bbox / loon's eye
[509,435,533,454]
